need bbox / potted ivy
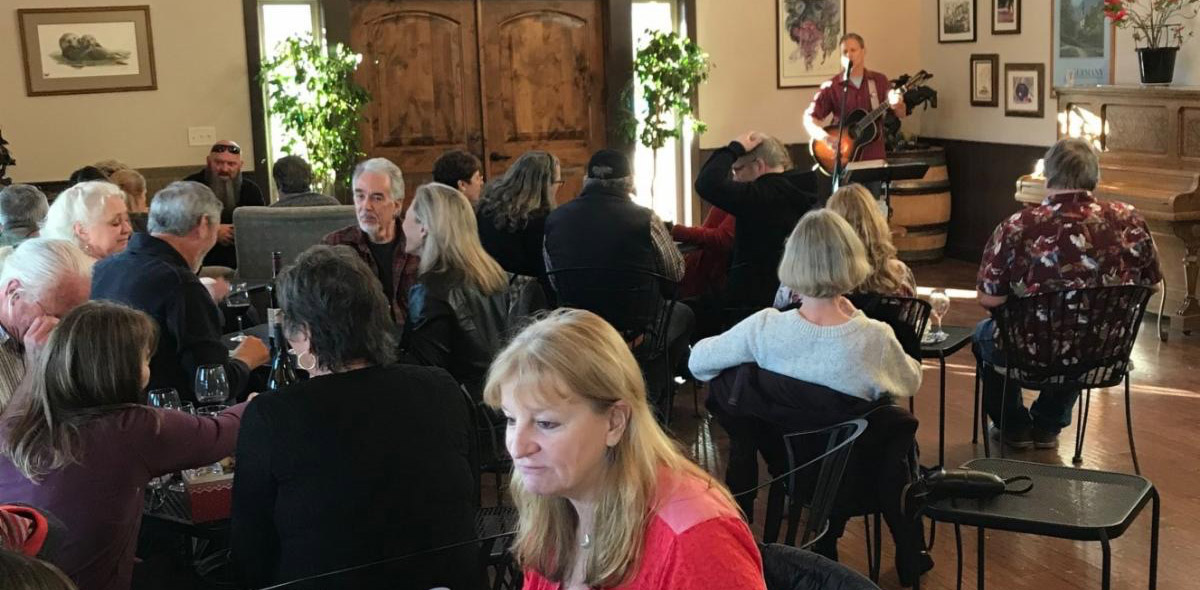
[621,30,711,198]
[259,35,371,196]
[1104,0,1200,85]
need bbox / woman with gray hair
[476,150,562,277]
[41,181,132,260]
[231,244,478,589]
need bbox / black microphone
[842,56,853,84]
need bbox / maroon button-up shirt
[808,69,892,161]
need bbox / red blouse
[672,207,736,299]
[521,468,764,590]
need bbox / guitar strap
[866,69,880,110]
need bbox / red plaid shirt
[322,224,421,329]
[977,190,1162,298]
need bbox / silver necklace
[580,533,592,548]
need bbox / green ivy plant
[259,35,371,194]
[621,30,711,196]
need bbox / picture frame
[17,6,157,97]
[938,0,977,43]
[970,54,1000,107]
[777,0,847,88]
[992,0,1021,35]
[1004,63,1045,118]
[1050,0,1114,93]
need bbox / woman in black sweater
[475,150,561,278]
[231,245,479,590]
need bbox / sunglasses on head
[210,144,241,155]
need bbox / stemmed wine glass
[194,365,230,406]
[226,282,250,342]
[147,388,182,410]
[146,388,190,492]
[925,288,951,344]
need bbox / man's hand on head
[22,315,59,357]
[218,224,236,245]
[735,131,764,153]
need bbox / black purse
[903,467,1033,517]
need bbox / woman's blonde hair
[41,181,126,251]
[408,183,508,294]
[827,184,907,294]
[778,209,870,298]
[483,309,735,586]
[108,169,147,211]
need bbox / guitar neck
[851,75,925,134]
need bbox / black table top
[923,458,1155,541]
[920,324,974,358]
[222,323,269,351]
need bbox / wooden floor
[670,258,1199,590]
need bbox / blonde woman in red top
[487,309,764,589]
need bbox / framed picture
[1004,63,1044,118]
[992,0,1020,35]
[938,0,977,43]
[970,54,1000,107]
[777,0,846,88]
[1050,0,1113,92]
[17,6,157,97]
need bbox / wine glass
[227,282,250,342]
[194,365,230,406]
[147,388,182,410]
[927,288,951,343]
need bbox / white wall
[1,0,255,182]
[696,0,923,149]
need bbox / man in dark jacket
[694,131,819,314]
[92,181,269,402]
[544,149,692,405]
[269,155,339,208]
[184,140,266,268]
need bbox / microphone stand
[831,60,853,192]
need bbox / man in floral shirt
[973,138,1162,449]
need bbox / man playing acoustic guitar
[804,33,907,194]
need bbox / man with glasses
[694,131,818,316]
[184,140,266,268]
[0,238,93,412]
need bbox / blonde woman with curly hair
[487,308,764,589]
[774,183,915,308]
[401,182,510,398]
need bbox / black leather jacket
[401,270,510,400]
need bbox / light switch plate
[188,126,216,147]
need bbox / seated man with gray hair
[973,137,1162,449]
[0,185,49,248]
[91,181,269,403]
[0,237,93,411]
[269,155,339,208]
[694,131,819,316]
[323,157,421,330]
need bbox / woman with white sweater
[689,209,922,400]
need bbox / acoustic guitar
[809,70,932,177]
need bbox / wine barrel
[886,146,951,263]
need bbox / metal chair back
[780,418,869,549]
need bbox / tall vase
[1137,47,1179,85]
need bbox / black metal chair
[459,386,511,506]
[758,419,868,549]
[980,285,1154,473]
[545,266,681,425]
[854,294,931,415]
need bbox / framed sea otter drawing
[17,6,157,96]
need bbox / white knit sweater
[689,308,923,401]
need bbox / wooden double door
[350,0,608,202]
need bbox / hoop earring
[297,351,316,371]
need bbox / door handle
[489,152,511,162]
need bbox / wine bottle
[265,321,298,391]
[267,251,283,357]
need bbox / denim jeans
[972,318,1081,434]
